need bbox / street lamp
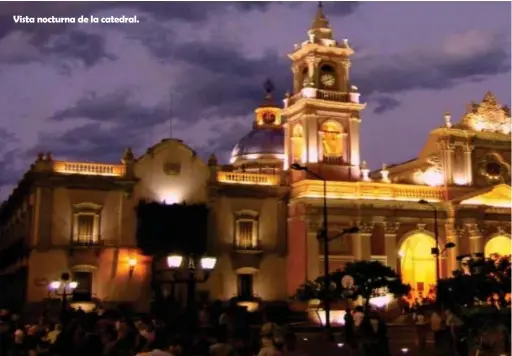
[48,272,78,311]
[166,254,216,312]
[418,200,456,286]
[291,162,358,338]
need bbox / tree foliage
[294,260,410,307]
[437,254,511,309]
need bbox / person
[257,332,281,356]
[344,308,357,353]
[367,311,390,356]
[430,307,448,355]
[414,309,429,352]
[45,323,61,345]
[446,309,467,356]
[136,335,182,356]
[209,328,234,356]
[282,332,307,356]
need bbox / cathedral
[0,4,511,312]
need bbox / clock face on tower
[320,73,336,88]
[262,112,276,124]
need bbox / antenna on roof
[168,92,173,139]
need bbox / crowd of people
[0,304,310,356]
[1,300,509,356]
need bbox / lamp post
[291,163,358,338]
[418,200,456,287]
[48,272,78,312]
[166,254,216,326]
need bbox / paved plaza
[295,325,434,356]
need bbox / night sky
[0,1,510,201]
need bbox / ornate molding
[356,221,374,235]
[383,221,400,235]
[465,223,483,237]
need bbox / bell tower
[282,2,366,181]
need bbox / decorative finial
[122,147,134,163]
[311,0,329,29]
[208,154,218,166]
[483,90,496,104]
[444,112,452,128]
[264,78,275,94]
[380,163,390,183]
[360,160,370,181]
[502,105,510,117]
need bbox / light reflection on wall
[308,309,346,326]
[158,191,183,205]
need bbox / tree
[438,254,511,309]
[294,260,410,309]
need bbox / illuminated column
[306,116,319,163]
[292,65,300,93]
[348,116,361,166]
[283,123,290,169]
[308,231,321,279]
[439,140,454,185]
[306,56,317,86]
[463,145,474,185]
[383,221,400,271]
[341,58,351,92]
[466,223,483,255]
[444,208,458,276]
[353,222,373,260]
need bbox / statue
[320,122,342,156]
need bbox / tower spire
[308,2,332,41]
[312,1,329,29]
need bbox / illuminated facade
[0,4,510,311]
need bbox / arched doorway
[399,233,436,297]
[484,235,511,257]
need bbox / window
[72,203,101,245]
[237,274,254,299]
[234,211,258,249]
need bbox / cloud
[372,96,401,115]
[354,30,510,99]
[0,128,20,189]
[48,89,170,126]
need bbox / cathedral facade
[0,5,511,312]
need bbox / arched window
[319,121,343,157]
[301,67,309,88]
[234,210,259,250]
[291,124,304,163]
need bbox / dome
[231,127,284,159]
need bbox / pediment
[456,184,511,208]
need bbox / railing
[292,180,445,202]
[317,90,349,102]
[53,161,125,177]
[322,156,345,165]
[287,90,352,106]
[70,238,103,247]
[217,172,280,186]
[234,241,263,252]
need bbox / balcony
[53,161,125,177]
[217,171,280,186]
[68,238,104,260]
[234,241,263,254]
